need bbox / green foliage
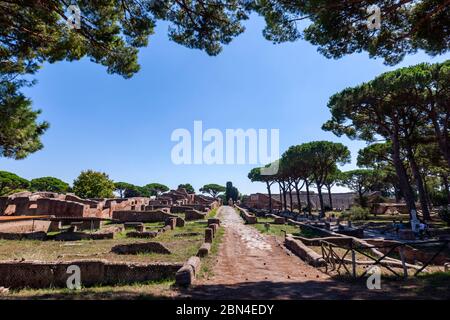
[30,177,69,193]
[438,207,450,226]
[3,1,447,160]
[357,143,400,198]
[225,181,239,202]
[0,171,30,196]
[255,0,450,65]
[0,80,49,159]
[115,182,169,198]
[341,206,370,221]
[73,170,115,199]
[323,61,450,217]
[323,61,449,142]
[124,185,147,198]
[114,182,134,198]
[200,184,226,198]
[144,183,169,196]
[339,169,379,207]
[178,183,195,193]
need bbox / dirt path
[187,206,385,299]
[201,206,327,284]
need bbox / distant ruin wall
[36,198,86,217]
[112,210,177,223]
[0,260,182,289]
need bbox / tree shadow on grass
[181,275,450,300]
[4,272,449,300]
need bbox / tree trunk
[280,182,288,211]
[405,145,431,220]
[279,183,283,210]
[295,182,302,212]
[317,182,325,218]
[422,175,433,211]
[391,129,416,218]
[288,183,293,211]
[358,189,364,207]
[394,185,401,202]
[430,107,450,169]
[326,184,333,210]
[305,179,312,215]
[266,181,273,213]
[443,175,450,205]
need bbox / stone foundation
[111,242,171,255]
[284,236,325,267]
[197,243,211,257]
[112,210,177,223]
[236,206,257,224]
[126,231,159,238]
[175,256,201,287]
[185,210,207,221]
[0,260,182,289]
[0,231,47,241]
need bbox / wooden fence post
[351,241,356,278]
[399,246,408,278]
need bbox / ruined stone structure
[0,192,151,219]
[0,187,220,226]
[243,192,358,211]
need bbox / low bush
[438,206,450,226]
[341,206,370,221]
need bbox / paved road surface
[187,206,385,299]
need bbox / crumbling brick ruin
[0,187,220,232]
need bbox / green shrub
[438,206,450,226]
[341,206,370,221]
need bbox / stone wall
[0,219,51,233]
[111,242,172,255]
[236,206,257,224]
[0,260,182,289]
[170,206,192,213]
[284,236,325,267]
[112,210,177,223]
[185,210,207,221]
[0,231,47,240]
[35,198,87,217]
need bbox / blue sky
[1,15,449,195]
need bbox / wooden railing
[320,238,449,278]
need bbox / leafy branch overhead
[1,1,449,160]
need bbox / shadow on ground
[181,274,450,300]
[3,272,449,300]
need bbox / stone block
[197,243,211,257]
[126,231,158,238]
[207,218,220,226]
[185,210,207,221]
[111,242,171,255]
[165,217,177,230]
[176,217,185,227]
[205,228,213,243]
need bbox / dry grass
[0,221,206,264]
[1,279,181,300]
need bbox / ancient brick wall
[112,210,177,222]
[36,198,86,217]
[0,220,51,233]
[0,260,183,289]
